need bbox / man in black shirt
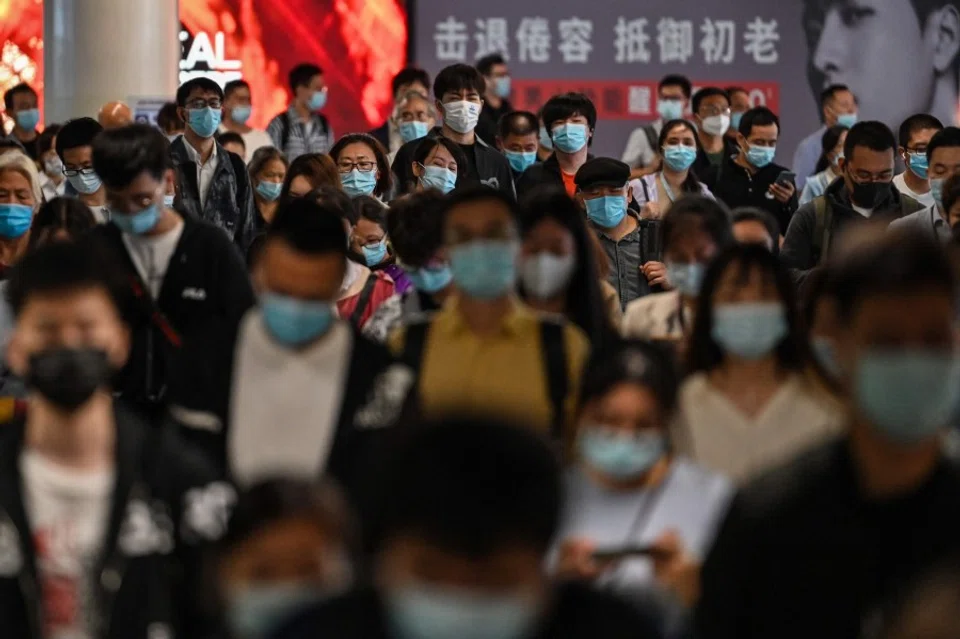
[3,83,40,161]
[391,64,514,199]
[696,229,960,639]
[702,106,798,235]
[476,53,513,146]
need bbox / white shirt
[181,138,219,209]
[21,450,114,639]
[672,373,843,484]
[851,204,874,218]
[621,291,691,342]
[229,311,352,488]
[121,220,184,299]
[893,172,936,207]
[621,120,664,169]
[220,125,274,163]
[87,204,110,224]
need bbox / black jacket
[516,153,595,200]
[170,136,257,249]
[0,403,231,639]
[702,154,799,235]
[369,121,390,150]
[476,98,513,146]
[271,583,666,639]
[391,127,516,199]
[91,219,256,421]
[691,138,740,181]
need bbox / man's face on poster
[804,0,960,128]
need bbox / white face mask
[442,100,481,134]
[701,114,731,137]
[520,252,576,300]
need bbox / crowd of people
[0,53,959,639]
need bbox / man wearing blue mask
[274,416,664,639]
[890,125,960,241]
[792,85,859,191]
[516,93,596,200]
[388,187,589,439]
[621,74,692,173]
[170,77,256,249]
[496,111,540,183]
[267,63,334,160]
[892,114,943,208]
[703,106,798,239]
[55,117,109,223]
[91,124,255,421]
[219,79,274,162]
[3,83,40,161]
[370,67,432,155]
[476,53,513,147]
[698,229,960,639]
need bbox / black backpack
[277,112,330,152]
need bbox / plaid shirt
[266,107,334,160]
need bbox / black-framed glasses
[63,167,97,177]
[337,161,376,173]
[185,99,223,110]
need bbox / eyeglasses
[700,106,731,117]
[185,99,223,110]
[63,167,96,177]
[337,161,376,173]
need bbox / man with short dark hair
[496,111,540,181]
[370,67,432,153]
[690,87,740,176]
[783,121,925,277]
[3,83,40,161]
[219,79,273,161]
[0,238,233,639]
[622,74,692,171]
[890,126,960,241]
[517,92,596,199]
[698,229,960,639]
[55,117,109,222]
[267,63,334,159]
[170,77,256,248]
[476,53,513,146]
[792,84,858,190]
[91,124,255,420]
[703,106,798,233]
[391,64,515,198]
[894,113,944,207]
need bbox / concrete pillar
[43,0,179,123]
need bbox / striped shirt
[266,107,334,160]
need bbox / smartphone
[775,170,796,186]
[592,545,670,561]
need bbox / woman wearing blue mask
[799,125,847,205]
[392,91,438,156]
[349,196,412,295]
[218,479,357,639]
[248,147,289,228]
[630,120,715,220]
[330,133,393,201]
[410,137,465,195]
[552,340,733,627]
[677,244,843,484]
[0,151,42,271]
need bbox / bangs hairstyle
[542,92,597,132]
[687,243,806,375]
[0,151,42,205]
[278,153,341,207]
[579,339,680,422]
[660,195,733,253]
[411,136,470,191]
[92,124,171,189]
[248,147,288,182]
[28,197,97,250]
[305,185,358,225]
[386,190,448,267]
[657,119,704,193]
[329,133,393,197]
[267,197,350,255]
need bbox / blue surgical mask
[15,108,39,131]
[551,123,588,154]
[0,203,32,239]
[256,180,283,202]
[746,145,776,169]
[361,240,388,266]
[228,584,324,639]
[308,90,328,111]
[730,112,744,132]
[538,126,553,150]
[657,99,684,121]
[666,261,705,297]
[341,169,378,198]
[504,150,537,173]
[579,428,665,480]
[408,264,453,294]
[931,177,945,208]
[420,165,457,194]
[449,240,517,300]
[908,152,929,179]
[662,145,697,172]
[855,349,960,443]
[494,76,512,99]
[712,302,788,359]
[163,194,175,208]
[186,107,222,138]
[111,203,160,236]
[386,583,538,639]
[231,105,252,125]
[811,336,841,380]
[67,171,102,195]
[585,195,626,229]
[836,112,858,128]
[261,292,335,347]
[399,121,430,144]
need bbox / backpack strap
[811,196,833,265]
[639,176,651,204]
[642,125,659,161]
[280,112,292,151]
[400,320,431,374]
[349,274,378,327]
[539,320,568,443]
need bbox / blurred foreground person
[273,416,666,639]
[0,240,233,639]
[97,100,133,129]
[696,230,960,639]
[219,479,357,639]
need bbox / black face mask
[849,178,891,209]
[26,348,114,411]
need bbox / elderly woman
[390,90,438,164]
[0,151,42,271]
